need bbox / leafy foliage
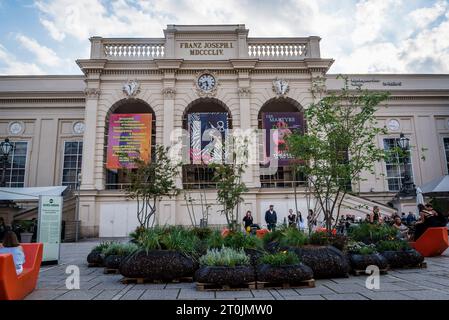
[206,230,225,249]
[199,246,250,267]
[91,241,116,253]
[223,231,264,250]
[103,243,139,257]
[286,76,389,232]
[376,240,411,252]
[126,145,180,228]
[259,251,300,266]
[278,228,309,247]
[348,222,397,244]
[347,242,377,255]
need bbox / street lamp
[396,133,415,197]
[0,138,14,187]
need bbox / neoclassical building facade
[1,25,448,237]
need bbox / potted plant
[195,247,255,288]
[119,226,199,281]
[103,242,138,271]
[347,242,389,273]
[222,231,264,266]
[256,251,314,287]
[86,241,114,267]
[376,240,424,269]
[348,223,397,244]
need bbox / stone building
[1,25,448,237]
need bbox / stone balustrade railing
[90,38,165,59]
[247,38,310,59]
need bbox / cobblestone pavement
[26,240,449,300]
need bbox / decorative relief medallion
[84,88,101,98]
[238,87,251,98]
[72,121,85,135]
[122,80,141,98]
[272,78,289,98]
[161,87,176,99]
[194,70,218,97]
[8,121,24,135]
[387,119,400,131]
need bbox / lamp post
[0,138,14,187]
[397,133,415,197]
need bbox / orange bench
[256,229,269,239]
[410,227,449,257]
[0,243,43,300]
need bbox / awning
[420,175,449,195]
[0,186,67,201]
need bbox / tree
[286,76,389,233]
[210,134,249,232]
[126,145,180,228]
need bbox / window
[383,138,413,192]
[62,141,83,189]
[444,137,449,172]
[4,141,27,187]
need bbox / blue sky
[1,0,448,75]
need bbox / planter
[103,255,123,270]
[20,232,33,243]
[244,248,264,266]
[380,249,424,269]
[194,265,255,286]
[348,253,389,271]
[119,249,197,280]
[293,245,350,279]
[256,263,313,283]
[87,251,104,267]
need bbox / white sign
[38,195,63,263]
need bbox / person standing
[265,205,277,231]
[297,212,306,231]
[287,209,296,227]
[406,211,416,226]
[242,211,254,233]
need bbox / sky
[1,0,449,75]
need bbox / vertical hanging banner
[38,195,62,264]
[262,112,302,166]
[106,114,152,169]
[188,112,228,164]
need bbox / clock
[73,121,85,135]
[9,121,24,135]
[197,73,216,92]
[387,119,400,131]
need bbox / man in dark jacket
[265,205,277,231]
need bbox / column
[80,88,100,190]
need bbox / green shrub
[309,232,348,251]
[191,227,213,240]
[91,241,116,253]
[376,240,411,252]
[199,246,250,267]
[347,242,377,255]
[223,231,264,250]
[309,231,329,246]
[160,227,200,256]
[348,223,397,244]
[259,251,300,266]
[138,228,164,250]
[206,230,225,249]
[262,229,284,245]
[103,243,139,257]
[278,228,308,247]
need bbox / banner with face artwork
[106,113,152,169]
[262,112,303,166]
[188,112,228,164]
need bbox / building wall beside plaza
[1,25,448,238]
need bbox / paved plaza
[26,240,449,300]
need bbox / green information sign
[38,195,62,263]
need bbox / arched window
[258,98,305,188]
[104,99,156,190]
[182,98,232,189]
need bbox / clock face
[387,119,400,131]
[197,74,216,91]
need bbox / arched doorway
[104,99,156,189]
[182,98,232,189]
[258,97,305,188]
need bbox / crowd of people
[242,203,448,242]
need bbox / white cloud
[16,34,63,67]
[0,44,45,75]
[0,0,441,75]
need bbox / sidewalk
[27,240,449,300]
